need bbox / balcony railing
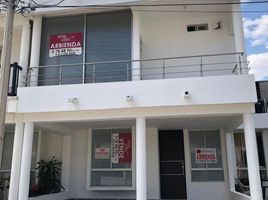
[26,52,248,87]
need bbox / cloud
[248,52,268,80]
[243,15,268,49]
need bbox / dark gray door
[159,130,187,199]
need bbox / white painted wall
[140,11,238,79]
[0,28,22,63]
[40,131,63,162]
[183,129,231,200]
[46,126,234,200]
[16,75,256,114]
[230,191,251,200]
[67,128,160,199]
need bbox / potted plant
[34,156,64,195]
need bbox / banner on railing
[111,133,132,164]
[49,32,83,57]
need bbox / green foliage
[35,156,64,194]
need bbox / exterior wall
[184,129,230,200]
[230,191,251,200]
[0,28,22,63]
[15,75,257,114]
[68,128,160,199]
[39,131,63,162]
[42,127,232,199]
[140,11,237,78]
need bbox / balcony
[26,52,247,87]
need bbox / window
[89,128,133,188]
[189,130,224,181]
[234,132,266,180]
[187,24,209,32]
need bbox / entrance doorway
[159,130,187,199]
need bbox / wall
[140,11,237,79]
[68,128,160,199]
[183,129,231,200]
[230,191,251,200]
[0,27,22,63]
[40,131,63,162]
[17,75,257,113]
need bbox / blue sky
[242,2,268,80]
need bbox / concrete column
[18,122,34,200]
[232,4,247,74]
[243,113,263,200]
[132,10,141,81]
[18,22,31,87]
[61,135,71,191]
[225,132,237,191]
[136,117,147,200]
[29,16,42,86]
[8,123,24,200]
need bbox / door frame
[158,129,187,200]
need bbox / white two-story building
[1,0,263,200]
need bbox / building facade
[2,0,263,200]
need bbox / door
[159,130,187,199]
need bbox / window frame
[187,24,209,32]
[189,130,224,182]
[87,128,136,190]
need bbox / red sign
[195,148,217,163]
[49,32,83,57]
[95,148,110,159]
[111,133,132,164]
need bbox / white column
[136,117,147,200]
[225,132,237,191]
[61,135,71,191]
[29,16,42,86]
[232,4,247,74]
[18,22,31,87]
[132,10,141,81]
[18,122,34,200]
[8,123,24,200]
[243,113,263,200]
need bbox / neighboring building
[2,0,263,200]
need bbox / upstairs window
[187,24,209,32]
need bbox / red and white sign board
[95,148,110,159]
[195,148,217,163]
[49,32,83,57]
[111,133,132,164]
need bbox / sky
[242,2,268,80]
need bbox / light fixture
[67,97,79,104]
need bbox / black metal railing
[8,62,22,96]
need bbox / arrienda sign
[49,32,83,57]
[195,148,217,163]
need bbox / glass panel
[234,133,247,168]
[191,170,224,181]
[189,131,206,168]
[206,131,222,168]
[91,129,111,169]
[91,171,132,186]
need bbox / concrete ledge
[29,192,70,200]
